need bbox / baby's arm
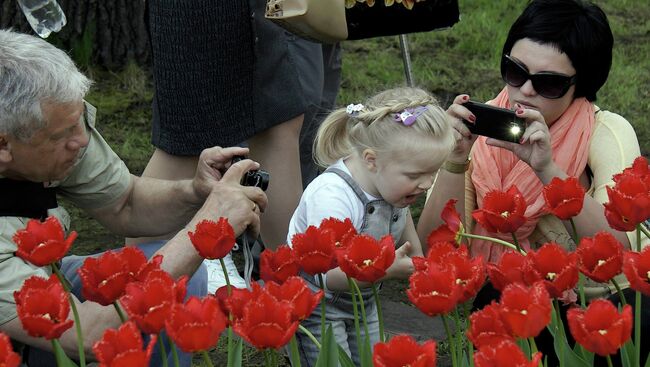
[398,211,424,257]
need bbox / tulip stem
[460,233,524,254]
[577,274,586,309]
[452,308,463,364]
[442,314,458,367]
[569,218,579,244]
[219,257,234,367]
[553,299,566,367]
[371,284,385,342]
[348,278,362,352]
[639,223,650,242]
[201,350,214,367]
[318,274,326,340]
[611,278,627,306]
[112,301,127,323]
[606,355,614,367]
[464,303,474,367]
[289,336,302,367]
[51,263,86,367]
[351,280,370,340]
[511,233,522,253]
[635,225,642,366]
[298,325,321,349]
[169,336,180,367]
[528,337,542,367]
[158,336,169,367]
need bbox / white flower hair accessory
[346,103,365,117]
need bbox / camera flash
[510,125,522,136]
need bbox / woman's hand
[486,105,557,177]
[446,94,479,162]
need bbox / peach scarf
[469,87,594,262]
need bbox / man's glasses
[501,54,577,99]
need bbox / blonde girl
[288,86,455,366]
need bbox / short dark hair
[502,0,613,101]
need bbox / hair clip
[394,106,428,126]
[346,103,365,117]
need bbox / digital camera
[231,156,270,191]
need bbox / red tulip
[13,216,77,266]
[221,282,263,321]
[426,199,464,245]
[260,244,300,284]
[445,248,485,303]
[338,234,395,283]
[542,176,585,220]
[466,302,514,348]
[567,299,632,356]
[499,282,552,338]
[0,332,21,367]
[524,242,578,298]
[120,270,188,334]
[373,334,437,367]
[604,174,650,232]
[14,275,73,340]
[576,232,624,283]
[472,186,528,234]
[407,266,460,317]
[264,276,323,321]
[291,225,337,275]
[474,339,542,367]
[487,250,528,291]
[78,247,159,306]
[318,217,357,252]
[613,156,650,184]
[232,291,299,349]
[165,296,228,353]
[413,241,465,272]
[623,247,650,296]
[93,321,157,367]
[188,218,236,259]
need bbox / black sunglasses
[501,54,577,99]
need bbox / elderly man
[0,29,266,365]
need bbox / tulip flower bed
[3,157,650,367]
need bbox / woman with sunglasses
[418,0,647,365]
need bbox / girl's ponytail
[313,108,352,167]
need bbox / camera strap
[0,178,58,220]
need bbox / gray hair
[0,29,92,141]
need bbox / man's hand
[189,157,268,238]
[191,146,252,202]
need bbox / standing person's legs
[248,114,304,249]
[298,43,343,188]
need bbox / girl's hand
[446,94,479,162]
[385,242,415,280]
[485,105,555,173]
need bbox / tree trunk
[0,0,150,68]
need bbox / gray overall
[295,167,408,366]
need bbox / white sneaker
[205,252,247,294]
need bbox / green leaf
[337,346,356,367]
[228,337,243,367]
[314,325,338,367]
[516,338,531,359]
[621,340,635,367]
[644,351,650,367]
[52,339,80,367]
[549,325,591,367]
[359,334,373,367]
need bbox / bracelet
[442,158,470,174]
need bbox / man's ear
[361,148,377,172]
[0,135,12,164]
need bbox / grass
[65,0,649,365]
